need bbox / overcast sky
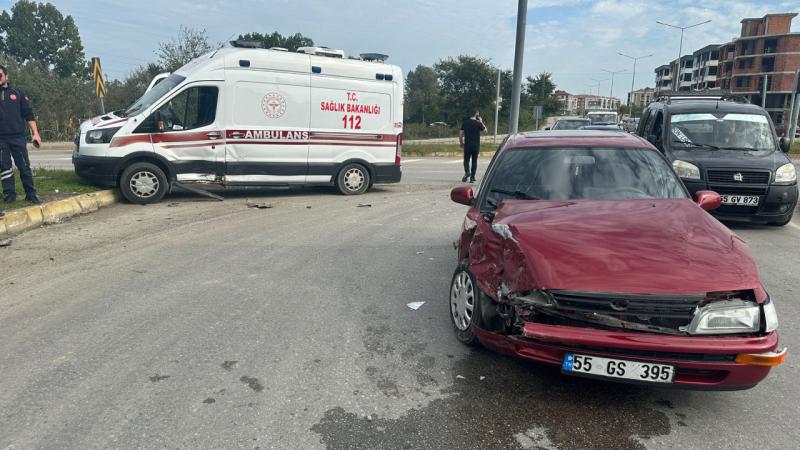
[3,0,799,98]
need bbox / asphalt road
[1,158,799,449]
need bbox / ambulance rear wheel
[336,163,370,195]
[120,162,169,204]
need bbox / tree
[104,63,166,112]
[156,25,214,72]
[434,55,497,126]
[526,72,560,116]
[237,32,313,51]
[404,65,439,124]
[0,0,85,77]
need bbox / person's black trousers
[463,146,479,178]
[0,135,36,197]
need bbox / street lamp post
[656,20,711,92]
[509,0,528,134]
[602,68,627,103]
[619,52,653,119]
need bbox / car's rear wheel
[450,266,481,346]
[336,163,370,195]
[120,162,168,204]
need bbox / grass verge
[1,168,101,213]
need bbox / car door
[148,83,225,182]
[224,69,310,184]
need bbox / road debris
[167,202,180,207]
[246,201,273,209]
[480,376,486,381]
[406,301,425,310]
[357,203,372,208]
[456,375,465,380]
[0,239,12,247]
[416,251,425,255]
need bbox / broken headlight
[763,299,778,333]
[681,299,760,335]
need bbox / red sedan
[449,130,785,390]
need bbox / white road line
[788,221,800,232]
[402,159,422,163]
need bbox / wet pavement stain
[240,376,264,392]
[221,360,238,371]
[148,374,171,382]
[312,348,671,450]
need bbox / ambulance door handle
[207,132,222,140]
[229,132,243,139]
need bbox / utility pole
[657,20,711,91]
[762,74,768,108]
[494,68,501,143]
[602,68,626,101]
[619,52,653,119]
[508,0,527,134]
[788,69,799,147]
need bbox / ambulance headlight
[85,127,121,144]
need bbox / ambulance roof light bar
[360,53,389,63]
[296,46,346,58]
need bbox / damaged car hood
[483,199,759,295]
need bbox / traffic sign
[532,105,543,120]
[92,57,106,98]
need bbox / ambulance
[73,42,404,203]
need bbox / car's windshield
[588,113,617,124]
[553,120,590,130]
[123,74,187,117]
[482,147,687,210]
[669,112,776,151]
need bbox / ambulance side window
[135,86,218,133]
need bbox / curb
[0,189,119,238]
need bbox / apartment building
[627,87,655,108]
[653,13,800,128]
[717,13,800,126]
[692,44,721,90]
[575,95,621,113]
[554,90,579,114]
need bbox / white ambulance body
[73,45,403,203]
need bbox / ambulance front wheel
[120,162,169,204]
[336,163,370,195]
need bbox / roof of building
[741,12,797,23]
[693,44,721,54]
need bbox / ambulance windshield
[123,74,186,117]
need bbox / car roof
[659,100,768,115]
[506,130,653,149]
[555,117,590,121]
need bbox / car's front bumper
[684,180,798,223]
[73,154,120,187]
[475,322,782,390]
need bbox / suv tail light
[395,133,403,166]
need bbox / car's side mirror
[450,186,474,206]
[779,137,790,153]
[693,190,721,210]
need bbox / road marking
[445,160,465,164]
[788,221,800,232]
[402,159,422,163]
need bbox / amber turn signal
[735,348,787,366]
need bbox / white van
[73,43,404,203]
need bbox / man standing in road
[0,65,42,204]
[459,111,487,183]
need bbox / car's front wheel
[336,163,370,195]
[120,162,169,204]
[450,266,481,346]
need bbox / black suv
[636,94,797,226]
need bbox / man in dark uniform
[0,64,42,204]
[459,110,487,183]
